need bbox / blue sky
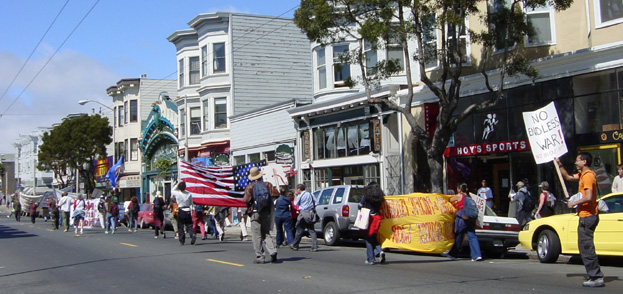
[0,0,300,154]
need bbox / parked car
[137,203,172,229]
[476,205,521,257]
[312,185,366,246]
[519,192,623,263]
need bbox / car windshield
[484,205,498,216]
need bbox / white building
[12,128,54,194]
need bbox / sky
[0,0,301,154]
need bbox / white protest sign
[262,163,288,186]
[522,102,567,164]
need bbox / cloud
[0,47,120,154]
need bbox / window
[114,106,117,127]
[124,101,128,124]
[190,107,201,135]
[213,43,226,73]
[179,109,185,137]
[214,98,227,129]
[595,0,623,27]
[125,139,129,162]
[447,22,470,65]
[118,105,124,127]
[318,188,334,205]
[189,57,200,85]
[233,155,245,165]
[203,99,209,131]
[325,126,337,158]
[178,59,185,87]
[129,100,137,122]
[201,46,208,77]
[491,0,516,52]
[316,48,327,89]
[525,4,555,46]
[333,44,350,85]
[422,14,439,69]
[248,153,260,163]
[264,151,275,161]
[130,138,138,161]
[364,41,377,75]
[386,35,405,73]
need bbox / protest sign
[522,102,567,164]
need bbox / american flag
[178,160,246,207]
[233,160,267,191]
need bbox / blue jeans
[449,219,482,259]
[275,216,294,246]
[365,234,382,262]
[106,213,117,233]
[128,213,138,231]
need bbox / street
[1,212,621,294]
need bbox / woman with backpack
[444,183,482,262]
[153,191,166,239]
[535,181,555,218]
[127,196,140,232]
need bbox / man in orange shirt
[556,152,605,287]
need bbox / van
[312,185,365,246]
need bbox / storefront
[444,67,623,215]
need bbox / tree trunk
[427,152,444,193]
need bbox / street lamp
[78,99,112,111]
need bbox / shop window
[574,92,619,134]
[573,70,618,96]
[315,168,329,190]
[594,0,623,28]
[337,127,347,157]
[325,127,337,158]
[314,128,325,160]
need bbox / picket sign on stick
[522,102,569,198]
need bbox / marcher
[169,197,179,239]
[127,196,140,232]
[72,195,86,234]
[477,179,494,208]
[97,196,106,229]
[213,206,230,241]
[243,167,280,264]
[556,154,605,287]
[192,203,206,241]
[274,189,294,247]
[58,192,72,232]
[12,198,22,222]
[445,183,483,261]
[359,182,386,264]
[238,206,250,241]
[610,164,623,193]
[535,181,555,218]
[290,183,319,253]
[28,201,38,224]
[153,191,166,238]
[509,180,533,227]
[172,181,195,246]
[49,197,60,230]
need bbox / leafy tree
[294,0,572,192]
[152,157,173,196]
[0,161,5,179]
[38,114,112,195]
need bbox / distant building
[12,128,54,194]
[0,154,17,197]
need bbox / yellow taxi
[518,192,623,263]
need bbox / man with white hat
[242,167,280,264]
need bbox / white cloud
[0,47,120,154]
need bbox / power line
[0,0,71,104]
[0,0,101,118]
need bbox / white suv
[312,185,365,246]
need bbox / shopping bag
[354,208,370,230]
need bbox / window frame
[385,34,406,74]
[446,19,472,66]
[363,41,377,76]
[124,101,128,124]
[202,99,210,132]
[332,44,351,86]
[129,100,138,123]
[201,46,208,77]
[118,105,124,127]
[130,138,138,161]
[213,42,226,74]
[315,47,327,90]
[189,56,200,85]
[524,3,557,47]
[490,0,517,53]
[189,107,201,135]
[178,59,185,88]
[214,97,227,129]
[594,0,623,28]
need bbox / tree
[294,0,572,193]
[153,157,173,197]
[38,114,112,195]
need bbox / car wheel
[537,230,561,263]
[323,222,341,246]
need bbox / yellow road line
[46,229,54,232]
[206,259,244,267]
[120,243,138,247]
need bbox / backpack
[462,195,479,219]
[522,191,535,212]
[130,202,140,214]
[547,193,556,208]
[252,183,271,212]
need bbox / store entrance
[491,161,511,216]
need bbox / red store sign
[444,139,530,157]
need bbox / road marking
[46,229,54,232]
[206,259,244,267]
[120,243,138,247]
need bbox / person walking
[535,181,555,218]
[445,183,482,261]
[12,197,22,222]
[274,189,294,248]
[49,197,60,230]
[172,181,196,246]
[169,197,179,239]
[213,206,230,241]
[243,167,280,264]
[359,182,386,264]
[509,180,533,227]
[477,179,494,208]
[192,204,206,241]
[29,201,39,224]
[153,191,166,239]
[58,192,72,232]
[556,153,605,287]
[290,183,319,252]
[105,198,119,234]
[97,196,106,229]
[127,196,140,232]
[72,195,86,234]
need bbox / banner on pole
[522,102,567,164]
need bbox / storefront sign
[378,193,455,254]
[118,175,141,188]
[600,130,623,143]
[373,119,381,152]
[443,139,530,157]
[275,144,294,165]
[522,102,567,164]
[302,131,311,161]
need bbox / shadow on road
[0,224,38,239]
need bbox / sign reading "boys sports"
[522,102,568,164]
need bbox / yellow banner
[379,193,457,254]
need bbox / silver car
[312,185,365,246]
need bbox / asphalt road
[1,212,622,294]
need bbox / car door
[314,188,334,231]
[594,195,623,254]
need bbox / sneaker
[270,253,278,263]
[174,236,179,240]
[441,252,457,261]
[191,235,197,245]
[64,229,68,232]
[154,236,158,239]
[253,259,264,264]
[472,257,483,262]
[365,261,376,265]
[163,233,166,239]
[380,252,386,264]
[289,245,299,251]
[310,248,317,252]
[105,231,109,234]
[80,229,83,234]
[128,229,132,232]
[74,229,78,234]
[582,278,605,287]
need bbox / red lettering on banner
[444,139,530,157]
